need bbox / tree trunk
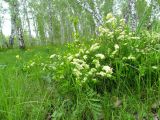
[76,0,103,34]
[18,27,25,49]
[7,0,25,49]
[47,0,54,43]
[0,2,8,48]
[9,7,17,48]
[129,0,137,31]
[23,0,32,46]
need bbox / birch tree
[76,0,103,33]
[4,0,25,49]
[129,0,137,31]
[22,0,33,45]
[0,1,8,48]
[120,0,137,31]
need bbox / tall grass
[0,48,57,120]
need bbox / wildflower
[119,19,125,26]
[95,54,105,59]
[115,29,121,33]
[106,13,114,20]
[130,37,140,40]
[30,62,35,67]
[88,68,97,75]
[114,44,119,50]
[122,57,127,60]
[83,55,87,60]
[117,35,125,40]
[90,43,100,52]
[42,67,46,71]
[82,77,87,83]
[102,66,113,74]
[86,50,90,54]
[67,55,73,61]
[49,65,56,70]
[41,63,44,66]
[73,68,82,77]
[83,63,89,69]
[120,31,125,35]
[75,53,80,57]
[60,62,64,66]
[128,55,136,60]
[79,49,85,54]
[73,58,85,64]
[16,55,20,59]
[108,32,114,37]
[96,71,106,77]
[99,27,109,33]
[88,71,93,76]
[71,62,83,70]
[50,54,56,59]
[76,64,83,70]
[123,43,128,45]
[99,26,103,32]
[111,50,117,56]
[90,68,97,73]
[106,17,116,24]
[57,55,62,60]
[92,59,100,68]
[152,66,158,70]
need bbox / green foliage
[136,0,152,33]
[0,12,160,119]
[136,0,148,19]
[33,13,159,119]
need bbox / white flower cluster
[50,54,56,59]
[65,45,113,86]
[98,13,142,41]
[110,44,120,57]
[89,43,100,52]
[96,66,113,78]
[114,44,119,50]
[50,54,61,60]
[122,54,136,61]
[95,54,105,60]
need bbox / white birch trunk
[6,0,25,48]
[0,2,8,48]
[23,0,32,45]
[47,0,54,43]
[129,0,137,31]
[14,1,25,49]
[76,0,103,33]
[92,0,103,26]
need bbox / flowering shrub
[13,13,160,120]
[21,13,159,95]
[45,42,114,92]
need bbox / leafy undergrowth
[0,14,160,120]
